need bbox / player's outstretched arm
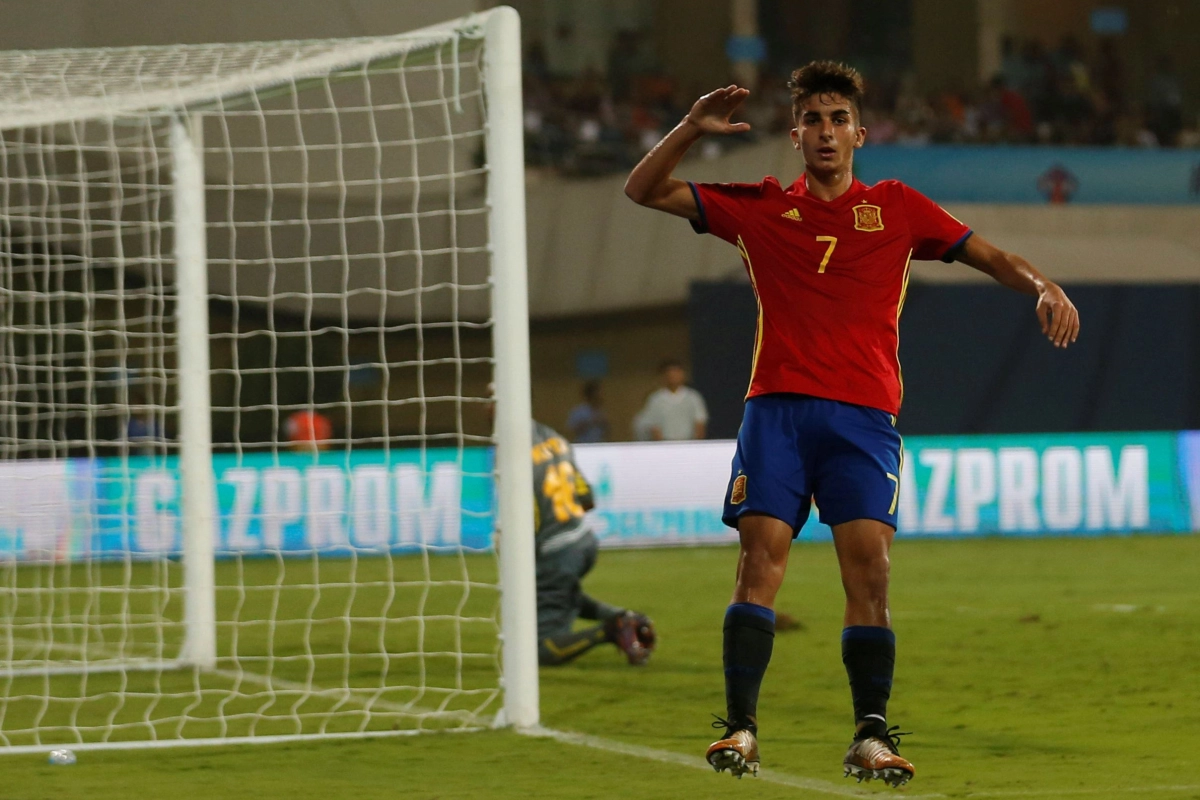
[956,234,1081,348]
[623,85,751,220]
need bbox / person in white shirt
[641,358,708,440]
[631,388,656,441]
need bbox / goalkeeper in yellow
[531,420,656,666]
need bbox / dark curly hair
[788,61,865,122]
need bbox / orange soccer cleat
[843,726,915,788]
[706,720,760,779]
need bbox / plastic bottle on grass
[48,749,76,765]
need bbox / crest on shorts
[731,475,748,505]
[853,203,884,232]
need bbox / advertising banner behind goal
[0,449,494,562]
[2,431,1197,562]
[576,430,1190,545]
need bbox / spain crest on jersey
[853,203,884,232]
[730,474,747,505]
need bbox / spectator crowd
[567,359,708,444]
[524,31,1198,177]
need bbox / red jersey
[689,176,971,415]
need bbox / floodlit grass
[4,534,1200,798]
[1,554,502,745]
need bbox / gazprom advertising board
[0,449,494,561]
[577,431,1191,546]
[0,432,1195,561]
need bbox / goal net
[0,8,538,750]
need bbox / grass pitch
[4,534,1200,799]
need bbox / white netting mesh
[0,13,508,748]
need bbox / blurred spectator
[894,73,934,135]
[989,74,1034,140]
[286,409,333,453]
[608,29,653,101]
[1135,120,1161,148]
[523,31,1196,179]
[1018,40,1055,122]
[639,359,708,441]
[1094,39,1124,109]
[1147,56,1184,147]
[1180,121,1200,150]
[999,36,1021,93]
[1052,36,1096,143]
[525,38,551,84]
[863,105,898,144]
[126,391,163,456]
[566,380,609,443]
[631,387,655,442]
[1115,112,1159,148]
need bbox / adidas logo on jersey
[781,208,802,221]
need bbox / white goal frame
[0,6,538,750]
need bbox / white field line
[526,727,1200,800]
[525,726,882,798]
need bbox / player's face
[789,93,866,176]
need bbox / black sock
[723,603,775,734]
[579,593,623,623]
[539,625,608,666]
[841,626,895,739]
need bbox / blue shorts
[722,394,902,534]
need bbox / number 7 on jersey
[816,235,838,273]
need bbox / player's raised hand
[625,86,751,217]
[685,86,752,135]
[1035,283,1080,348]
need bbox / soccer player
[623,62,1079,786]
[529,420,656,666]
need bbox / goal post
[0,6,537,750]
[484,7,539,732]
[172,113,217,671]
